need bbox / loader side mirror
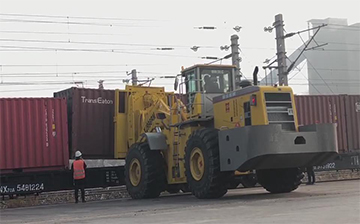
[174,77,179,91]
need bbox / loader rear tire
[256,168,304,194]
[125,143,166,199]
[185,128,232,199]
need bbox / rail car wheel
[240,173,258,188]
[166,184,182,194]
[125,142,166,199]
[180,184,191,193]
[185,128,232,199]
[227,178,242,189]
[256,168,304,194]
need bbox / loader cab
[180,65,235,108]
[177,64,236,117]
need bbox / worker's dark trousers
[307,170,315,184]
[74,178,86,202]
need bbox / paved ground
[1,180,359,224]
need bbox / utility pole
[230,34,241,88]
[274,14,288,86]
[98,80,104,89]
[131,69,138,86]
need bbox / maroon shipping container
[0,98,69,173]
[54,88,115,159]
[344,95,360,152]
[295,95,360,153]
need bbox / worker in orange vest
[72,150,87,203]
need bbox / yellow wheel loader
[114,64,338,199]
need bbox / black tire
[185,128,232,199]
[125,142,166,199]
[256,168,304,193]
[240,173,258,188]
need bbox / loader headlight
[250,94,257,106]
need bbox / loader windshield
[200,68,232,93]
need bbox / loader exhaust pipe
[253,66,259,86]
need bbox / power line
[0,45,199,58]
[0,18,157,28]
[314,49,360,52]
[307,68,360,72]
[0,38,193,48]
[1,43,357,54]
[290,78,360,82]
[0,12,163,22]
[288,62,307,81]
[0,30,134,36]
[290,83,360,86]
[2,38,358,51]
[0,81,86,85]
[0,70,175,75]
[307,58,335,94]
[297,33,336,94]
[0,70,176,78]
[0,87,75,93]
[326,41,360,46]
[0,64,165,67]
[286,59,322,94]
[0,70,128,76]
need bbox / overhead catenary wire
[0,64,166,67]
[0,70,129,76]
[2,37,358,52]
[0,45,200,58]
[325,41,360,46]
[0,30,135,36]
[0,70,175,76]
[0,38,200,48]
[0,18,158,28]
[306,58,336,94]
[297,33,335,94]
[0,87,77,93]
[0,12,164,22]
[296,69,321,94]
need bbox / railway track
[1,186,129,209]
[2,170,359,209]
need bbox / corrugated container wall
[0,98,69,173]
[295,95,360,153]
[344,95,360,152]
[54,88,115,159]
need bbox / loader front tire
[185,128,232,199]
[125,143,166,199]
[256,168,304,194]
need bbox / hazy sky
[0,0,359,97]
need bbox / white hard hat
[75,151,82,157]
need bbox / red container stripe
[0,98,69,173]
